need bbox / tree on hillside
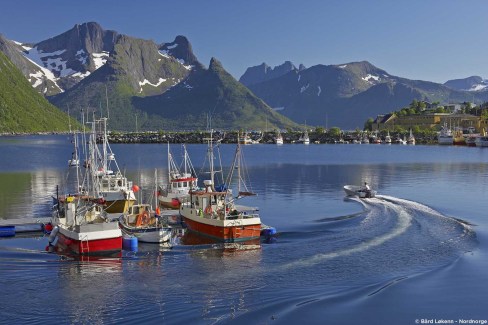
[329,127,341,137]
[364,118,374,131]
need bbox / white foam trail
[378,195,472,229]
[282,200,412,269]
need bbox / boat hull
[181,207,261,243]
[119,223,172,243]
[56,226,122,256]
[343,185,376,198]
[104,199,136,214]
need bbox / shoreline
[0,130,441,145]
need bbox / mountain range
[1,21,488,132]
[240,61,488,129]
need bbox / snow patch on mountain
[300,84,309,93]
[317,86,321,96]
[166,43,178,50]
[158,50,170,58]
[338,65,347,69]
[362,74,380,84]
[139,78,167,92]
[23,53,63,93]
[92,52,109,70]
[468,84,488,91]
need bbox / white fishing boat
[50,123,123,256]
[343,183,376,198]
[158,143,198,209]
[299,130,310,144]
[383,130,392,144]
[438,123,454,145]
[275,131,284,145]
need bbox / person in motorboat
[361,182,373,198]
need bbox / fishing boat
[158,144,198,209]
[343,183,376,198]
[87,118,137,213]
[453,128,466,146]
[438,123,454,145]
[50,195,122,255]
[118,204,173,243]
[275,131,284,145]
[239,132,253,145]
[179,131,262,243]
[50,126,122,256]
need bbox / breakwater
[106,130,439,145]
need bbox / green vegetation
[0,51,79,133]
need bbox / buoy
[0,226,15,237]
[261,227,277,237]
[123,236,138,251]
[132,185,140,193]
[48,226,59,245]
[43,223,54,234]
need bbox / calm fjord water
[0,135,487,324]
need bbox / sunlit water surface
[1,135,487,324]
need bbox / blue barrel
[0,226,15,237]
[122,236,138,251]
[261,227,277,237]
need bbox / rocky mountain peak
[239,61,299,86]
[159,35,200,68]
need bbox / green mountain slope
[133,58,299,130]
[0,51,78,133]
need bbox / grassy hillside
[0,51,78,133]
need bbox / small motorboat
[343,184,376,198]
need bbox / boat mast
[209,129,214,188]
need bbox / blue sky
[1,0,487,83]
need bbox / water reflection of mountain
[0,170,61,219]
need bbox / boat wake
[280,194,477,277]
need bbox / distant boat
[438,123,454,145]
[68,132,80,167]
[453,128,466,146]
[275,131,284,145]
[383,130,392,144]
[239,132,253,145]
[407,129,415,145]
[299,130,310,144]
[158,143,198,209]
[475,136,488,147]
[67,111,80,167]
